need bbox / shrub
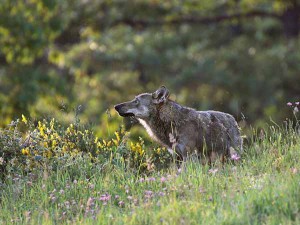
[0,116,172,181]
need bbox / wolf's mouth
[118,112,135,117]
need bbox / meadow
[0,115,300,225]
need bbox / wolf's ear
[152,86,170,104]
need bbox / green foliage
[0,0,70,64]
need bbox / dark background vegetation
[1,0,299,136]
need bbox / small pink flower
[296,102,300,106]
[208,168,218,175]
[160,176,167,183]
[139,178,145,182]
[287,102,293,106]
[291,167,298,174]
[231,153,240,161]
[118,201,125,207]
[133,198,139,206]
[86,197,94,207]
[199,187,206,193]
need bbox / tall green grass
[1,123,300,224]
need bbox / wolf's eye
[133,99,139,105]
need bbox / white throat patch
[137,119,158,141]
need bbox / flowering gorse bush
[0,116,171,180]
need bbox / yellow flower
[156,148,161,154]
[62,146,68,152]
[38,121,45,136]
[21,148,30,155]
[112,139,118,146]
[45,151,52,158]
[130,142,144,156]
[112,131,121,146]
[97,142,103,148]
[50,118,55,130]
[21,114,28,124]
[115,131,120,142]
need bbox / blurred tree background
[0,0,300,136]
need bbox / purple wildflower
[99,193,111,202]
[144,190,154,199]
[158,191,166,196]
[49,193,56,203]
[139,178,145,182]
[146,177,156,182]
[287,102,293,106]
[296,102,300,106]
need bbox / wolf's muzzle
[114,104,134,117]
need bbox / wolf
[114,86,243,163]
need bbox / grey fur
[114,86,243,162]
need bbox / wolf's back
[197,110,243,153]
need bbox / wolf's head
[114,86,170,119]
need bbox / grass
[1,123,300,224]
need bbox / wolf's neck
[138,117,172,149]
[137,105,178,148]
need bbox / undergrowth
[0,115,300,224]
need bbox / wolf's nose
[114,104,121,112]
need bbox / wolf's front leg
[172,143,187,172]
